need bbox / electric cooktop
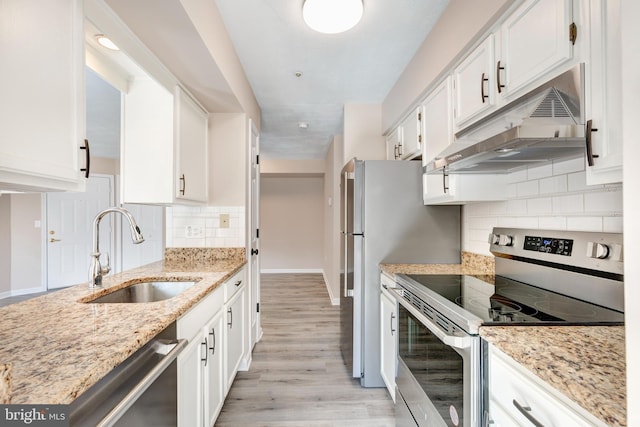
[401,274,624,326]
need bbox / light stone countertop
[481,326,626,426]
[0,255,245,405]
[381,253,626,426]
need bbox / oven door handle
[390,288,472,350]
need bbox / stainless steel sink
[87,280,197,303]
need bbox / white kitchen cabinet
[486,344,608,427]
[177,334,205,427]
[453,35,496,129]
[225,283,246,390]
[121,83,208,205]
[422,77,454,165]
[386,127,403,160]
[203,309,225,427]
[498,0,575,100]
[0,0,87,192]
[399,107,423,160]
[423,172,507,205]
[380,274,398,402]
[584,0,623,185]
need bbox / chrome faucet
[89,207,144,288]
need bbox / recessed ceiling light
[298,122,309,129]
[295,71,303,78]
[302,0,363,34]
[95,34,119,51]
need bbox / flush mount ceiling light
[95,34,119,51]
[302,0,363,34]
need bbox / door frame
[247,118,262,346]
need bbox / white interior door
[249,120,261,346]
[46,175,113,289]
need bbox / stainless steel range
[389,227,624,427]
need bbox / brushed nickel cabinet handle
[585,119,600,167]
[179,174,186,195]
[512,399,545,427]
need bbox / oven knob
[587,242,610,259]
[497,234,513,246]
[488,233,500,245]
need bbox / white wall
[260,176,324,272]
[209,113,247,206]
[463,157,623,254]
[343,104,385,162]
[323,136,343,304]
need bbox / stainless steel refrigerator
[340,159,461,387]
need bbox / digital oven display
[523,235,573,256]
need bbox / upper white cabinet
[121,83,208,205]
[584,0,622,185]
[453,35,496,128]
[399,107,423,160]
[422,77,454,164]
[499,0,575,100]
[0,0,87,192]
[385,127,403,160]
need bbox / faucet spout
[89,207,144,288]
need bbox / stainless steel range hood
[426,64,587,174]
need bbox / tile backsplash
[463,157,623,256]
[166,205,245,248]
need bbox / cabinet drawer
[224,268,245,302]
[488,346,604,427]
[178,286,224,340]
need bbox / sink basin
[87,280,197,303]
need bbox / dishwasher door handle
[96,338,188,427]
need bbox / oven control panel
[523,235,573,256]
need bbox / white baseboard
[10,286,44,297]
[0,290,11,300]
[323,270,340,306]
[260,268,323,274]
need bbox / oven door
[393,294,480,427]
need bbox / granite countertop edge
[0,257,246,405]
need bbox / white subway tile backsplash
[166,205,245,248]
[553,157,584,175]
[505,199,527,215]
[567,171,593,192]
[527,164,553,180]
[566,216,603,231]
[539,175,567,194]
[508,169,528,184]
[516,180,539,197]
[603,216,623,233]
[538,216,567,230]
[527,197,553,214]
[584,190,623,213]
[552,194,584,214]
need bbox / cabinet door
[423,173,507,205]
[0,0,86,192]
[177,335,204,427]
[380,290,397,401]
[175,87,208,202]
[585,0,622,185]
[422,77,453,164]
[399,108,422,159]
[204,309,225,427]
[499,0,574,99]
[225,287,246,390]
[453,35,495,129]
[386,127,403,160]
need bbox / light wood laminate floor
[215,273,395,426]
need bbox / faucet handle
[101,252,111,275]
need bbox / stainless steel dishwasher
[69,323,186,427]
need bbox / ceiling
[213,0,449,159]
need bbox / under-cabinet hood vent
[426,64,587,174]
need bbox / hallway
[215,273,394,426]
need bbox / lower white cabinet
[177,266,247,427]
[380,274,398,402]
[486,344,608,427]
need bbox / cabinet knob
[251,248,259,256]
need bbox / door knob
[49,238,61,243]
[251,248,259,255]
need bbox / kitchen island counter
[0,250,245,405]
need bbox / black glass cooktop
[403,274,624,326]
